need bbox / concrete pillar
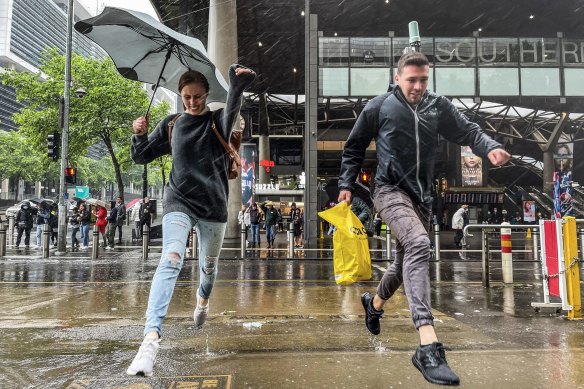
[304,10,318,247]
[35,181,42,198]
[101,186,106,200]
[543,150,555,196]
[1,179,9,200]
[208,0,241,245]
[258,93,270,184]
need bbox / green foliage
[0,131,60,182]
[1,48,173,195]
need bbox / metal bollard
[501,222,513,284]
[191,228,198,259]
[8,215,14,246]
[0,223,6,257]
[42,223,50,258]
[579,228,584,262]
[288,229,294,258]
[142,224,149,260]
[240,227,246,259]
[482,229,490,288]
[385,228,392,260]
[91,225,99,260]
[532,228,540,261]
[434,224,441,261]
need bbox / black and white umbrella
[74,7,229,115]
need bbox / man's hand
[338,190,352,204]
[487,148,511,166]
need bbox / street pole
[57,0,74,253]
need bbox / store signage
[260,159,275,172]
[255,183,281,191]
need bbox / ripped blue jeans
[144,212,226,337]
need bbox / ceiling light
[478,28,482,32]
[529,14,534,19]
[293,68,297,73]
[385,0,389,3]
[258,41,263,47]
[301,10,305,16]
[334,32,338,36]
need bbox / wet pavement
[1,227,584,388]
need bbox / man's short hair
[397,51,430,74]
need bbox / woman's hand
[132,116,149,136]
[235,67,255,77]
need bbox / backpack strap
[167,113,182,146]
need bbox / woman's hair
[178,70,210,93]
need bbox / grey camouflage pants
[373,185,434,329]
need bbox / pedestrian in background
[139,196,153,236]
[94,204,108,248]
[249,202,262,247]
[116,197,126,244]
[264,201,279,249]
[15,201,33,248]
[79,203,91,249]
[132,201,142,240]
[35,202,50,249]
[69,206,80,250]
[48,204,58,247]
[451,204,468,248]
[127,64,255,377]
[106,201,119,249]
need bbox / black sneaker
[412,342,460,386]
[361,291,383,335]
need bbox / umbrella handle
[144,46,174,117]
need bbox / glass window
[519,38,559,65]
[562,40,584,66]
[520,68,560,95]
[392,37,434,65]
[350,68,391,96]
[479,68,519,95]
[319,68,348,96]
[434,38,476,66]
[564,69,584,96]
[350,38,390,66]
[477,38,519,66]
[319,37,349,66]
[435,68,475,96]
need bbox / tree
[2,48,155,201]
[0,131,59,200]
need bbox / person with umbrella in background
[93,204,108,248]
[128,65,255,377]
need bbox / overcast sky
[77,0,159,19]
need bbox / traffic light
[47,131,59,161]
[65,166,77,185]
[360,170,371,185]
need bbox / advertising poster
[523,200,536,222]
[241,143,256,207]
[461,146,482,186]
[553,143,574,217]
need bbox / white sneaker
[193,300,209,327]
[126,336,160,377]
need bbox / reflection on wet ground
[0,232,583,388]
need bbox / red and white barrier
[500,222,513,284]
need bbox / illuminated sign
[260,159,275,172]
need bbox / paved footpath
[0,239,583,388]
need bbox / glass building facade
[318,36,584,98]
[1,0,104,132]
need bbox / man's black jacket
[339,87,501,205]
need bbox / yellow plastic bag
[318,201,371,284]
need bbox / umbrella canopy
[86,198,110,209]
[74,7,229,105]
